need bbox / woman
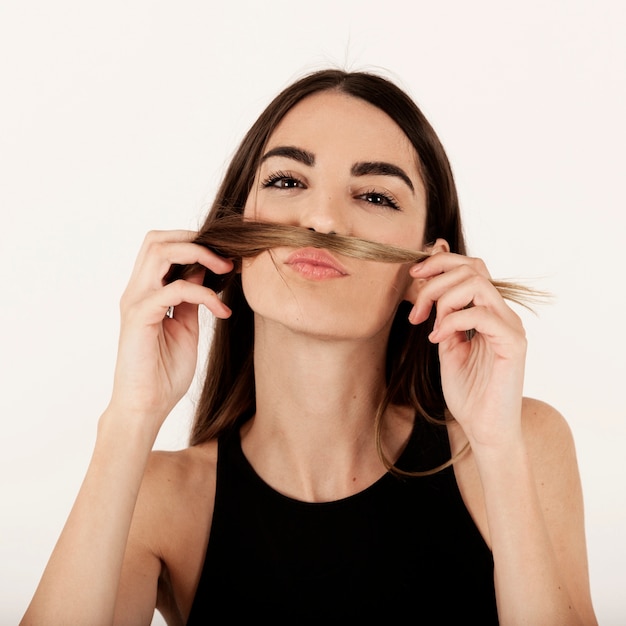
[21,69,597,624]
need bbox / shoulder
[518,397,588,528]
[137,440,219,557]
[519,397,579,476]
[451,396,583,545]
[521,396,572,438]
[450,396,576,466]
[123,440,219,623]
[452,397,578,474]
[462,396,581,488]
[142,440,218,504]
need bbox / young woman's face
[242,90,428,341]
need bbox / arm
[20,230,232,626]
[407,247,597,625]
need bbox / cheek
[241,254,265,289]
[360,219,425,261]
[362,264,412,309]
[240,253,279,309]
[387,222,425,250]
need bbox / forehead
[265,91,419,169]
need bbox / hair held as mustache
[164,213,547,308]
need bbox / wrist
[470,436,535,495]
[97,404,162,452]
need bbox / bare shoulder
[519,397,580,479]
[454,396,583,515]
[117,440,218,625]
[518,396,585,524]
[140,440,218,564]
[521,396,574,443]
[449,396,577,477]
[143,440,218,505]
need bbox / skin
[21,92,597,625]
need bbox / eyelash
[358,189,401,211]
[261,171,304,189]
[260,171,401,211]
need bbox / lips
[284,247,348,279]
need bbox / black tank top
[187,418,498,624]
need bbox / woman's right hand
[106,230,233,435]
[19,229,233,626]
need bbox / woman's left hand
[405,246,527,452]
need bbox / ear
[424,238,450,255]
[401,238,451,304]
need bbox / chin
[249,297,397,344]
[242,255,405,340]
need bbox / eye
[261,171,306,190]
[357,189,401,211]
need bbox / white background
[1,1,624,624]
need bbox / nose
[298,192,349,236]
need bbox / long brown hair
[171,69,529,473]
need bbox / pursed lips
[284,247,349,279]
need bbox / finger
[407,264,480,325]
[142,229,199,243]
[125,279,232,324]
[156,241,233,278]
[133,229,199,265]
[162,270,210,322]
[410,252,491,281]
[431,272,512,325]
[161,280,232,320]
[128,236,234,292]
[429,304,525,349]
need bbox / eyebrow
[261,146,315,166]
[351,161,415,193]
[260,145,415,193]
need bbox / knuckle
[469,273,485,289]
[143,229,164,247]
[471,256,490,276]
[171,278,187,297]
[151,240,174,267]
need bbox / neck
[254,315,388,424]
[241,318,413,502]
